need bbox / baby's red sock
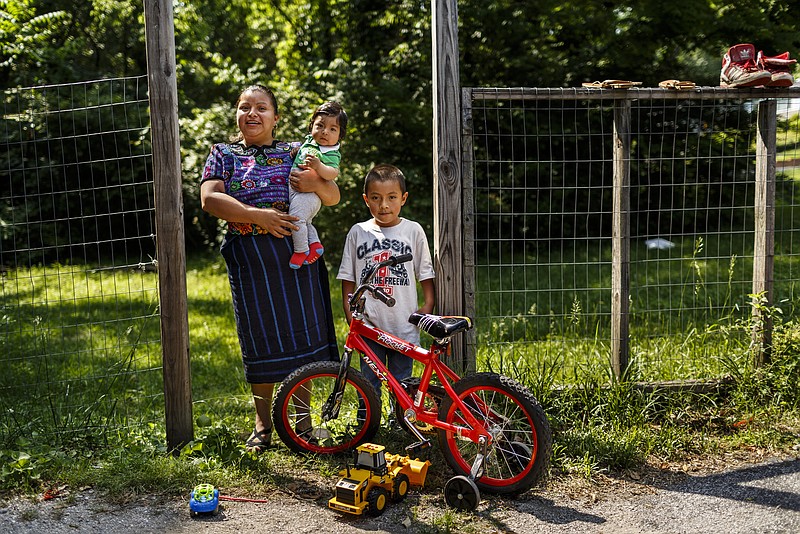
[305,242,325,264]
[289,251,308,269]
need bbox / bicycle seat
[408,313,473,339]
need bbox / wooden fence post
[611,100,631,380]
[461,88,477,372]
[432,0,468,370]
[752,99,777,367]
[143,0,193,450]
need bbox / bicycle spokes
[275,364,380,454]
[437,374,551,494]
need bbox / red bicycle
[272,254,552,509]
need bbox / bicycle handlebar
[373,287,396,307]
[387,253,413,266]
[348,253,413,309]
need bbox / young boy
[289,101,347,269]
[337,164,436,399]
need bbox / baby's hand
[304,154,322,170]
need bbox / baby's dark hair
[308,101,348,140]
[363,164,407,195]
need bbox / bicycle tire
[436,373,552,495]
[272,361,381,454]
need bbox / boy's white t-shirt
[337,218,435,345]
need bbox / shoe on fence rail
[757,50,797,87]
[720,44,773,88]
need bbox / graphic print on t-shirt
[358,250,411,297]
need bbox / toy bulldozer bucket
[386,452,431,487]
[406,457,430,487]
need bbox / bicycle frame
[343,317,493,446]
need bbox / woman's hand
[201,180,299,238]
[289,165,320,193]
[254,208,299,238]
[290,166,341,206]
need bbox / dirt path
[2,454,799,533]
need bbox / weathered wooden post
[752,99,777,367]
[143,0,193,450]
[433,0,471,371]
[611,100,631,380]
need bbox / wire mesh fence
[0,77,162,445]
[464,88,800,384]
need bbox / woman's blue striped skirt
[221,233,339,383]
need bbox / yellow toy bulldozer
[328,443,431,517]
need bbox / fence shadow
[645,457,800,512]
[479,457,800,531]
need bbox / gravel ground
[2,453,799,533]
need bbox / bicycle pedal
[405,439,432,454]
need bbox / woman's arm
[290,167,341,206]
[200,180,299,238]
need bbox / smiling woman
[198,84,342,453]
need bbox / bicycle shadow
[486,494,606,527]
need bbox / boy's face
[363,179,408,228]
[310,114,341,147]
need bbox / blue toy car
[189,483,219,516]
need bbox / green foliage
[2,0,144,87]
[7,1,800,260]
[0,0,68,76]
[725,297,800,410]
[0,448,47,490]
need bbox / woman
[200,85,340,452]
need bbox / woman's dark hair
[307,101,348,140]
[363,164,407,195]
[238,85,278,115]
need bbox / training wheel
[443,475,481,512]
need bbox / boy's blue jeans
[360,337,414,413]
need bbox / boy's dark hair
[308,101,348,140]
[363,164,407,195]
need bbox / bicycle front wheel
[272,361,381,454]
[437,373,552,495]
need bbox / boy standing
[337,164,436,398]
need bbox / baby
[289,101,347,269]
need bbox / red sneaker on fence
[757,51,797,87]
[720,44,772,87]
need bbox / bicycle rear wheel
[437,373,552,495]
[272,361,381,454]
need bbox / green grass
[472,228,800,385]
[0,253,798,518]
